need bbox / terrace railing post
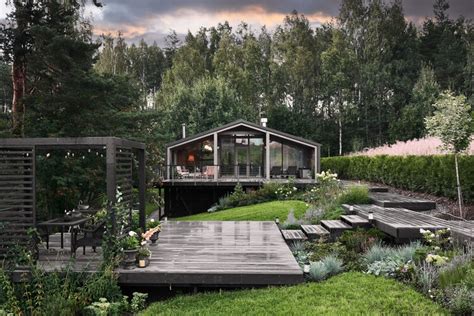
[106,141,117,205]
[138,148,146,231]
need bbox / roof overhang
[166,120,320,150]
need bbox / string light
[88,149,91,153]
[46,153,50,158]
[82,156,85,159]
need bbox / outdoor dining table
[37,217,91,254]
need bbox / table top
[37,216,90,227]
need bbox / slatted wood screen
[0,146,35,258]
[116,147,133,210]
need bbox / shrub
[309,262,329,282]
[281,209,303,229]
[337,185,370,205]
[442,285,473,315]
[321,255,344,276]
[321,155,474,202]
[363,243,393,265]
[338,229,385,254]
[438,252,474,289]
[415,261,439,294]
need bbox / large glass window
[219,133,264,177]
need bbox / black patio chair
[72,220,106,256]
[270,166,282,178]
[285,166,298,178]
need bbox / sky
[1,0,473,45]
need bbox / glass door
[235,137,249,177]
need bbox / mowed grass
[175,200,307,221]
[141,272,446,315]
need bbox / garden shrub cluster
[211,182,291,211]
[321,155,474,202]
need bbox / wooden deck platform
[344,204,473,243]
[32,221,303,286]
[369,192,436,211]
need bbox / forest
[0,0,472,164]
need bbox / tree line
[0,0,472,162]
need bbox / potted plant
[136,247,151,268]
[121,231,139,269]
[143,219,161,245]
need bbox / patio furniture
[72,220,106,256]
[270,166,282,178]
[203,165,216,179]
[175,166,190,178]
[285,166,298,178]
[37,217,91,254]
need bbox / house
[160,119,321,217]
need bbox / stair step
[320,220,352,240]
[340,215,371,229]
[301,225,329,240]
[281,230,307,242]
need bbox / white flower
[141,241,147,246]
[150,219,155,223]
[420,228,427,234]
[430,233,435,238]
[129,231,137,237]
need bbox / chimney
[181,123,186,139]
[260,118,268,127]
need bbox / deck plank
[369,192,436,211]
[34,221,304,286]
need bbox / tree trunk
[454,153,463,218]
[11,59,26,136]
[338,116,343,156]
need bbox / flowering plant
[420,228,452,252]
[121,231,140,250]
[146,218,160,229]
[137,247,151,259]
[425,254,449,266]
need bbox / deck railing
[158,165,315,183]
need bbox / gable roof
[166,119,321,149]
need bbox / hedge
[321,155,474,202]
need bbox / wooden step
[340,215,371,229]
[369,192,436,211]
[281,230,307,242]
[320,220,352,240]
[301,225,329,240]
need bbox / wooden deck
[344,204,473,243]
[369,192,436,211]
[32,221,303,286]
[162,178,316,187]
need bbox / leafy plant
[130,292,148,313]
[309,261,329,282]
[321,255,344,276]
[415,261,439,295]
[137,247,151,259]
[442,285,473,315]
[121,231,140,250]
[337,185,370,205]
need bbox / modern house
[159,119,321,217]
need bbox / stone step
[281,230,307,242]
[320,220,352,240]
[369,192,436,211]
[340,215,371,229]
[301,225,330,240]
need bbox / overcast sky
[1,0,473,45]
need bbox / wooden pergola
[0,137,146,258]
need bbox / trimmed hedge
[321,155,474,202]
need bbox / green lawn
[141,272,446,315]
[175,200,308,221]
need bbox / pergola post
[265,132,270,180]
[213,132,218,180]
[138,148,146,231]
[106,141,117,204]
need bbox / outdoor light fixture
[303,263,310,274]
[163,217,168,222]
[349,205,354,212]
[368,211,374,222]
[187,154,195,163]
[275,217,279,224]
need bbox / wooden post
[314,146,320,177]
[265,132,270,180]
[106,142,117,204]
[166,147,171,180]
[138,148,146,231]
[213,132,218,180]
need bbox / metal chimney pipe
[260,118,268,127]
[181,123,186,138]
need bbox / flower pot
[122,249,138,269]
[150,231,160,245]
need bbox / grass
[174,200,308,221]
[141,272,446,315]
